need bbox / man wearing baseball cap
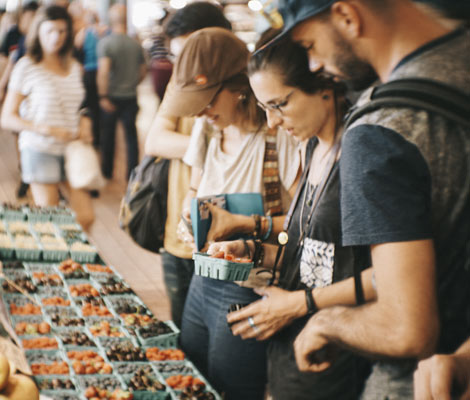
[267,1,470,399]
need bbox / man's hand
[294,310,335,372]
[227,286,306,340]
[414,353,470,400]
[99,97,116,113]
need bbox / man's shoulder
[392,27,470,92]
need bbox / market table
[0,203,220,400]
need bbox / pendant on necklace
[278,231,288,245]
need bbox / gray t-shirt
[340,27,470,399]
[97,33,145,98]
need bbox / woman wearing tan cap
[161,27,301,399]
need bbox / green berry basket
[136,321,179,348]
[123,370,171,400]
[192,252,253,281]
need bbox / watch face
[278,231,288,245]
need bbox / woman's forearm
[313,267,376,309]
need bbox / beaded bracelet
[252,239,265,268]
[252,214,261,240]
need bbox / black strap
[345,78,470,128]
[268,143,313,286]
[346,77,470,305]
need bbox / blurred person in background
[97,3,146,181]
[148,10,172,101]
[75,10,107,147]
[144,2,232,329]
[0,1,39,200]
[0,1,39,98]
[0,5,95,230]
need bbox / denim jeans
[181,275,267,400]
[100,96,139,179]
[161,251,194,329]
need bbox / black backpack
[119,156,170,253]
[346,77,470,305]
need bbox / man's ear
[330,1,363,39]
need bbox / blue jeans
[181,275,267,400]
[100,96,139,179]
[161,251,194,329]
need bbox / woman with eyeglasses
[160,28,301,400]
[208,38,376,399]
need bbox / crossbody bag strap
[263,128,283,216]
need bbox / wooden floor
[0,79,172,321]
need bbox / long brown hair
[222,72,267,132]
[26,5,74,63]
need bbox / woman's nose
[266,109,282,129]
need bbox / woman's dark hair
[164,2,232,39]
[22,1,39,14]
[248,37,349,128]
[26,5,74,63]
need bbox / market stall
[0,203,220,400]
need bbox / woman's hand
[206,203,240,243]
[78,115,93,144]
[207,239,250,258]
[41,125,73,142]
[227,286,306,341]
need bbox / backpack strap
[345,77,470,305]
[263,128,283,216]
[345,78,470,128]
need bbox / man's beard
[331,29,379,91]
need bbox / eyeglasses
[257,90,294,116]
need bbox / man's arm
[295,239,439,372]
[96,57,115,112]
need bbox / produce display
[0,204,221,400]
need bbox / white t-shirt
[184,118,301,212]
[9,57,85,155]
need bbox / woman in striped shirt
[1,5,94,230]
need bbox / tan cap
[160,27,249,117]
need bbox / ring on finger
[248,317,260,333]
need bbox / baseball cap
[260,0,336,50]
[160,27,249,117]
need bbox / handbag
[65,140,106,190]
[119,156,170,253]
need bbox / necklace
[297,140,341,247]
